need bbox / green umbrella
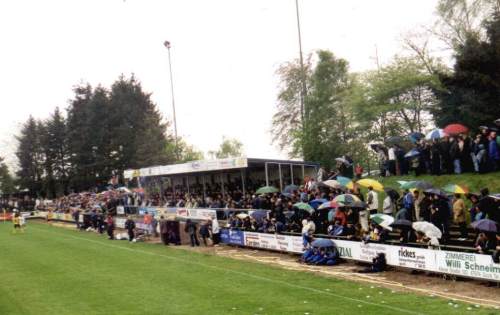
[400,181,417,190]
[255,186,279,195]
[293,202,315,214]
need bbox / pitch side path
[0,222,497,315]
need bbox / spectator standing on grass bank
[125,216,136,242]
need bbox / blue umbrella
[281,192,293,198]
[471,219,498,233]
[425,129,446,140]
[309,199,328,210]
[250,210,268,222]
[336,176,352,187]
[311,239,335,248]
[408,132,425,144]
[404,149,420,159]
[283,184,299,194]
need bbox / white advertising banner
[124,157,248,179]
[175,208,217,220]
[229,230,500,282]
[435,251,500,281]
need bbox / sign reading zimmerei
[220,229,500,282]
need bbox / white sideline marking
[32,226,424,315]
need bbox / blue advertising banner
[138,207,158,216]
[220,229,245,246]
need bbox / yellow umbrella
[357,178,384,192]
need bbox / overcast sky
[0,0,440,169]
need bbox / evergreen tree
[16,116,44,195]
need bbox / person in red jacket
[355,163,363,179]
[106,214,115,240]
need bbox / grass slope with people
[375,171,500,194]
[0,221,498,315]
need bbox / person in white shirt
[388,146,396,175]
[211,218,220,246]
[382,195,394,216]
[366,186,379,215]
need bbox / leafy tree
[41,107,70,197]
[272,55,312,156]
[166,138,204,162]
[354,57,440,138]
[15,117,44,195]
[0,157,15,194]
[209,137,244,159]
[433,13,500,128]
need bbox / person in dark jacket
[159,216,169,245]
[199,220,211,246]
[106,214,114,240]
[430,139,441,175]
[124,216,136,242]
[440,136,452,174]
[184,219,200,247]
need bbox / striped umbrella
[370,213,394,231]
[318,201,340,210]
[443,184,469,194]
[333,194,361,206]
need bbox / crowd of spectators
[376,124,500,177]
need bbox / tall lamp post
[295,0,306,128]
[164,40,179,159]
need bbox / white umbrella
[425,129,446,140]
[236,213,249,219]
[412,221,442,239]
[321,179,342,189]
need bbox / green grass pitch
[0,221,498,315]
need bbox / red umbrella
[443,123,469,135]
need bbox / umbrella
[281,192,293,198]
[400,181,417,190]
[311,239,335,248]
[404,149,420,159]
[283,211,295,219]
[408,132,425,143]
[309,199,328,210]
[391,219,412,228]
[397,180,409,186]
[256,186,279,195]
[327,209,337,221]
[318,201,340,210]
[335,157,351,166]
[384,187,400,200]
[293,202,315,214]
[386,136,404,145]
[336,176,353,187]
[370,213,394,231]
[425,188,448,197]
[443,184,469,194]
[250,210,268,222]
[321,179,342,189]
[116,187,132,193]
[488,194,500,201]
[415,181,434,190]
[444,123,469,135]
[333,194,361,206]
[412,221,442,239]
[471,219,498,233]
[351,201,367,209]
[283,184,299,194]
[236,213,249,219]
[357,178,384,192]
[425,129,446,140]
